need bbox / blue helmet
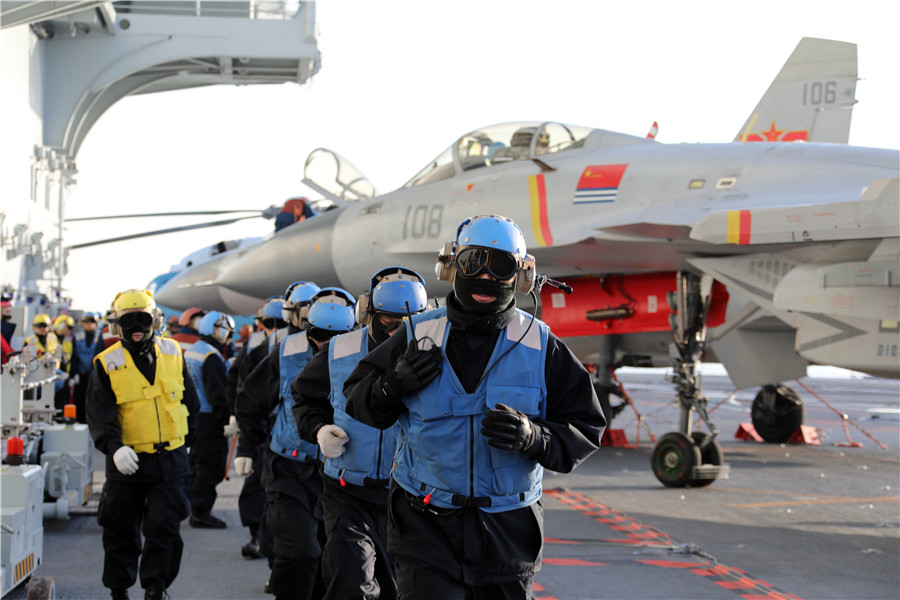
[456,214,527,258]
[198,310,235,340]
[283,281,321,328]
[260,297,285,320]
[369,267,428,315]
[307,287,356,332]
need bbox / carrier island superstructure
[0,3,320,596]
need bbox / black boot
[144,582,169,600]
[189,512,226,529]
[110,589,129,600]
[241,535,264,559]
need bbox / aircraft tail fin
[735,37,857,144]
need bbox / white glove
[223,415,239,437]
[317,424,350,459]
[234,456,253,476]
[113,446,139,475]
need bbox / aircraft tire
[689,432,724,488]
[651,432,701,488]
[751,385,804,443]
[26,576,55,600]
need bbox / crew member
[1,299,16,345]
[70,312,100,423]
[227,295,288,560]
[344,214,606,599]
[293,267,429,599]
[171,307,205,353]
[53,314,76,414]
[94,305,121,357]
[235,287,356,600]
[24,313,59,356]
[86,288,200,600]
[185,310,235,529]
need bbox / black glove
[381,339,443,399]
[481,403,536,453]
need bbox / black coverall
[86,341,200,592]
[236,338,326,600]
[188,334,230,516]
[293,335,397,600]
[227,339,267,536]
[344,295,606,600]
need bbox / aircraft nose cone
[155,245,266,314]
[217,209,343,295]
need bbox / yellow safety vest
[96,338,189,454]
[24,332,60,354]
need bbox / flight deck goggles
[262,318,287,330]
[454,247,519,280]
[118,311,153,329]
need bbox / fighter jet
[155,38,900,486]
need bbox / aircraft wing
[687,178,899,383]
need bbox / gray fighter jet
[155,38,900,486]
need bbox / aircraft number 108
[802,81,837,105]
[403,205,443,239]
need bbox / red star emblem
[762,121,784,142]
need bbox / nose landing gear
[650,272,730,488]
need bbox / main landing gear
[650,272,730,488]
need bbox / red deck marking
[543,558,609,566]
[636,559,703,568]
[544,537,582,544]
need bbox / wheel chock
[601,429,629,447]
[734,423,763,442]
[786,425,821,445]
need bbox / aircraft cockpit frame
[403,121,596,188]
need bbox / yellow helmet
[111,289,162,337]
[33,313,52,326]
[113,289,157,315]
[53,314,75,330]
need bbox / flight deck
[7,372,899,600]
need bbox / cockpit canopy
[404,122,595,188]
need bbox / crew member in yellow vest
[86,288,200,600]
[23,313,59,358]
[53,314,75,373]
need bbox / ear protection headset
[109,288,163,337]
[434,214,536,294]
[356,267,429,326]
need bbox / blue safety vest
[72,331,95,375]
[184,339,227,414]
[268,331,320,463]
[393,306,549,512]
[324,327,401,488]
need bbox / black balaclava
[119,313,155,355]
[370,313,404,345]
[453,276,516,315]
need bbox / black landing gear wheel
[651,432,701,488]
[751,384,804,443]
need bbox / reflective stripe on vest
[268,331,320,463]
[184,339,225,414]
[323,327,399,488]
[98,338,189,453]
[393,306,549,512]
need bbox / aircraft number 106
[403,205,443,239]
[802,81,837,105]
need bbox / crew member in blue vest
[227,295,286,560]
[235,287,356,600]
[86,288,200,600]
[184,310,235,529]
[344,214,606,599]
[293,267,430,599]
[70,311,100,423]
